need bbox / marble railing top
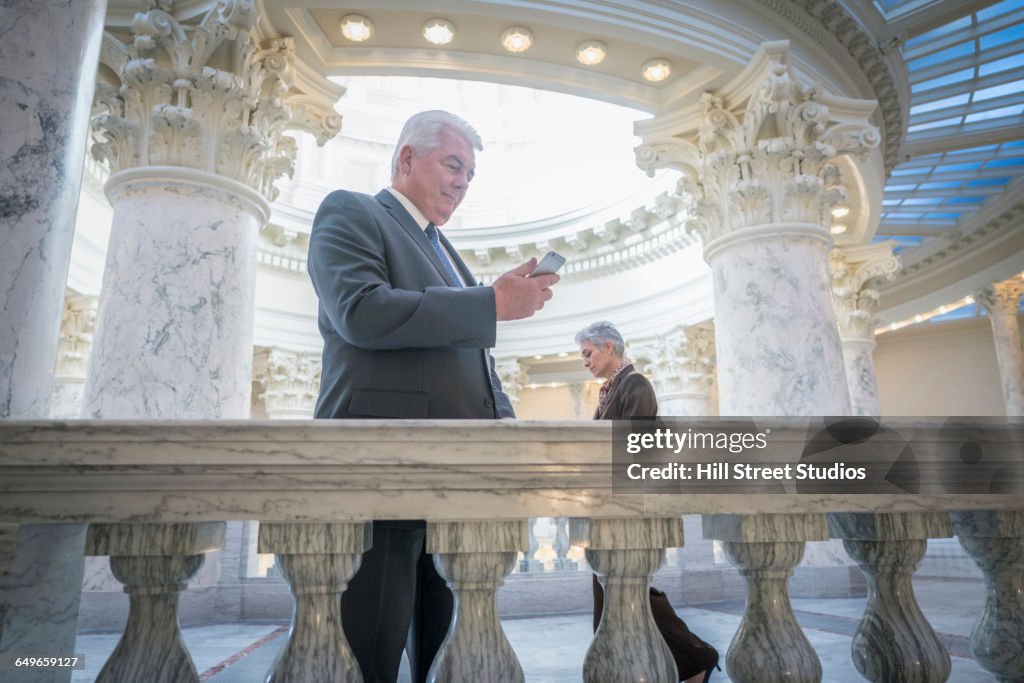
[0,419,1019,524]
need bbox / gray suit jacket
[308,188,514,419]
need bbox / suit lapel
[375,190,459,286]
[436,226,477,287]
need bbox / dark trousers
[341,522,453,683]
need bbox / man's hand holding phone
[493,252,563,321]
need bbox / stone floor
[71,574,995,682]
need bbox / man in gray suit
[308,110,558,683]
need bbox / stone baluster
[704,513,829,683]
[85,523,225,683]
[976,281,1024,417]
[258,522,371,683]
[553,517,578,571]
[519,518,543,573]
[570,518,684,683]
[0,1,107,672]
[253,347,322,419]
[951,510,1024,682]
[0,524,15,641]
[427,520,527,683]
[829,244,901,416]
[630,322,716,417]
[829,512,952,682]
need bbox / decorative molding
[829,242,901,339]
[750,0,907,174]
[91,1,342,202]
[636,43,879,246]
[252,347,321,419]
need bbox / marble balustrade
[0,419,1022,683]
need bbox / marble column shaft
[978,283,1024,417]
[709,230,850,416]
[83,171,267,418]
[0,0,106,418]
[427,521,528,683]
[829,512,952,683]
[841,337,881,417]
[570,518,684,683]
[0,4,105,675]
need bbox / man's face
[394,126,475,226]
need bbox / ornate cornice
[92,1,342,202]
[252,347,320,418]
[749,0,907,175]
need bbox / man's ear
[398,145,414,175]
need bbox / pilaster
[51,293,98,419]
[253,347,321,419]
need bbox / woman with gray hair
[577,321,719,683]
[575,320,657,418]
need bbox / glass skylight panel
[987,156,1024,167]
[978,0,1024,22]
[917,181,962,189]
[963,103,1024,122]
[909,93,970,115]
[980,23,1024,50]
[905,16,972,50]
[907,116,965,133]
[979,53,1024,77]
[907,42,976,72]
[967,177,1010,186]
[911,69,975,93]
[945,196,988,204]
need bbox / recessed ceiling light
[642,58,672,82]
[501,26,533,53]
[830,223,847,235]
[339,14,374,42]
[831,204,850,218]
[576,40,607,66]
[423,18,455,45]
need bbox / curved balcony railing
[0,419,1021,683]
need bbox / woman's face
[579,340,620,379]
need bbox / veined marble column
[829,244,900,417]
[83,3,343,418]
[253,347,321,419]
[50,293,98,419]
[630,322,716,416]
[977,280,1024,417]
[0,3,106,679]
[0,0,106,419]
[636,45,880,416]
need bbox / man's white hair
[390,110,483,178]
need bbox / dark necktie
[425,223,463,287]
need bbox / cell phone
[530,251,566,277]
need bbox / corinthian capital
[635,42,879,244]
[829,242,901,340]
[977,279,1024,317]
[629,322,716,397]
[91,1,343,201]
[253,347,321,419]
[495,358,528,405]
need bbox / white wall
[875,317,1012,416]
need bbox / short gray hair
[575,321,625,357]
[390,110,483,178]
